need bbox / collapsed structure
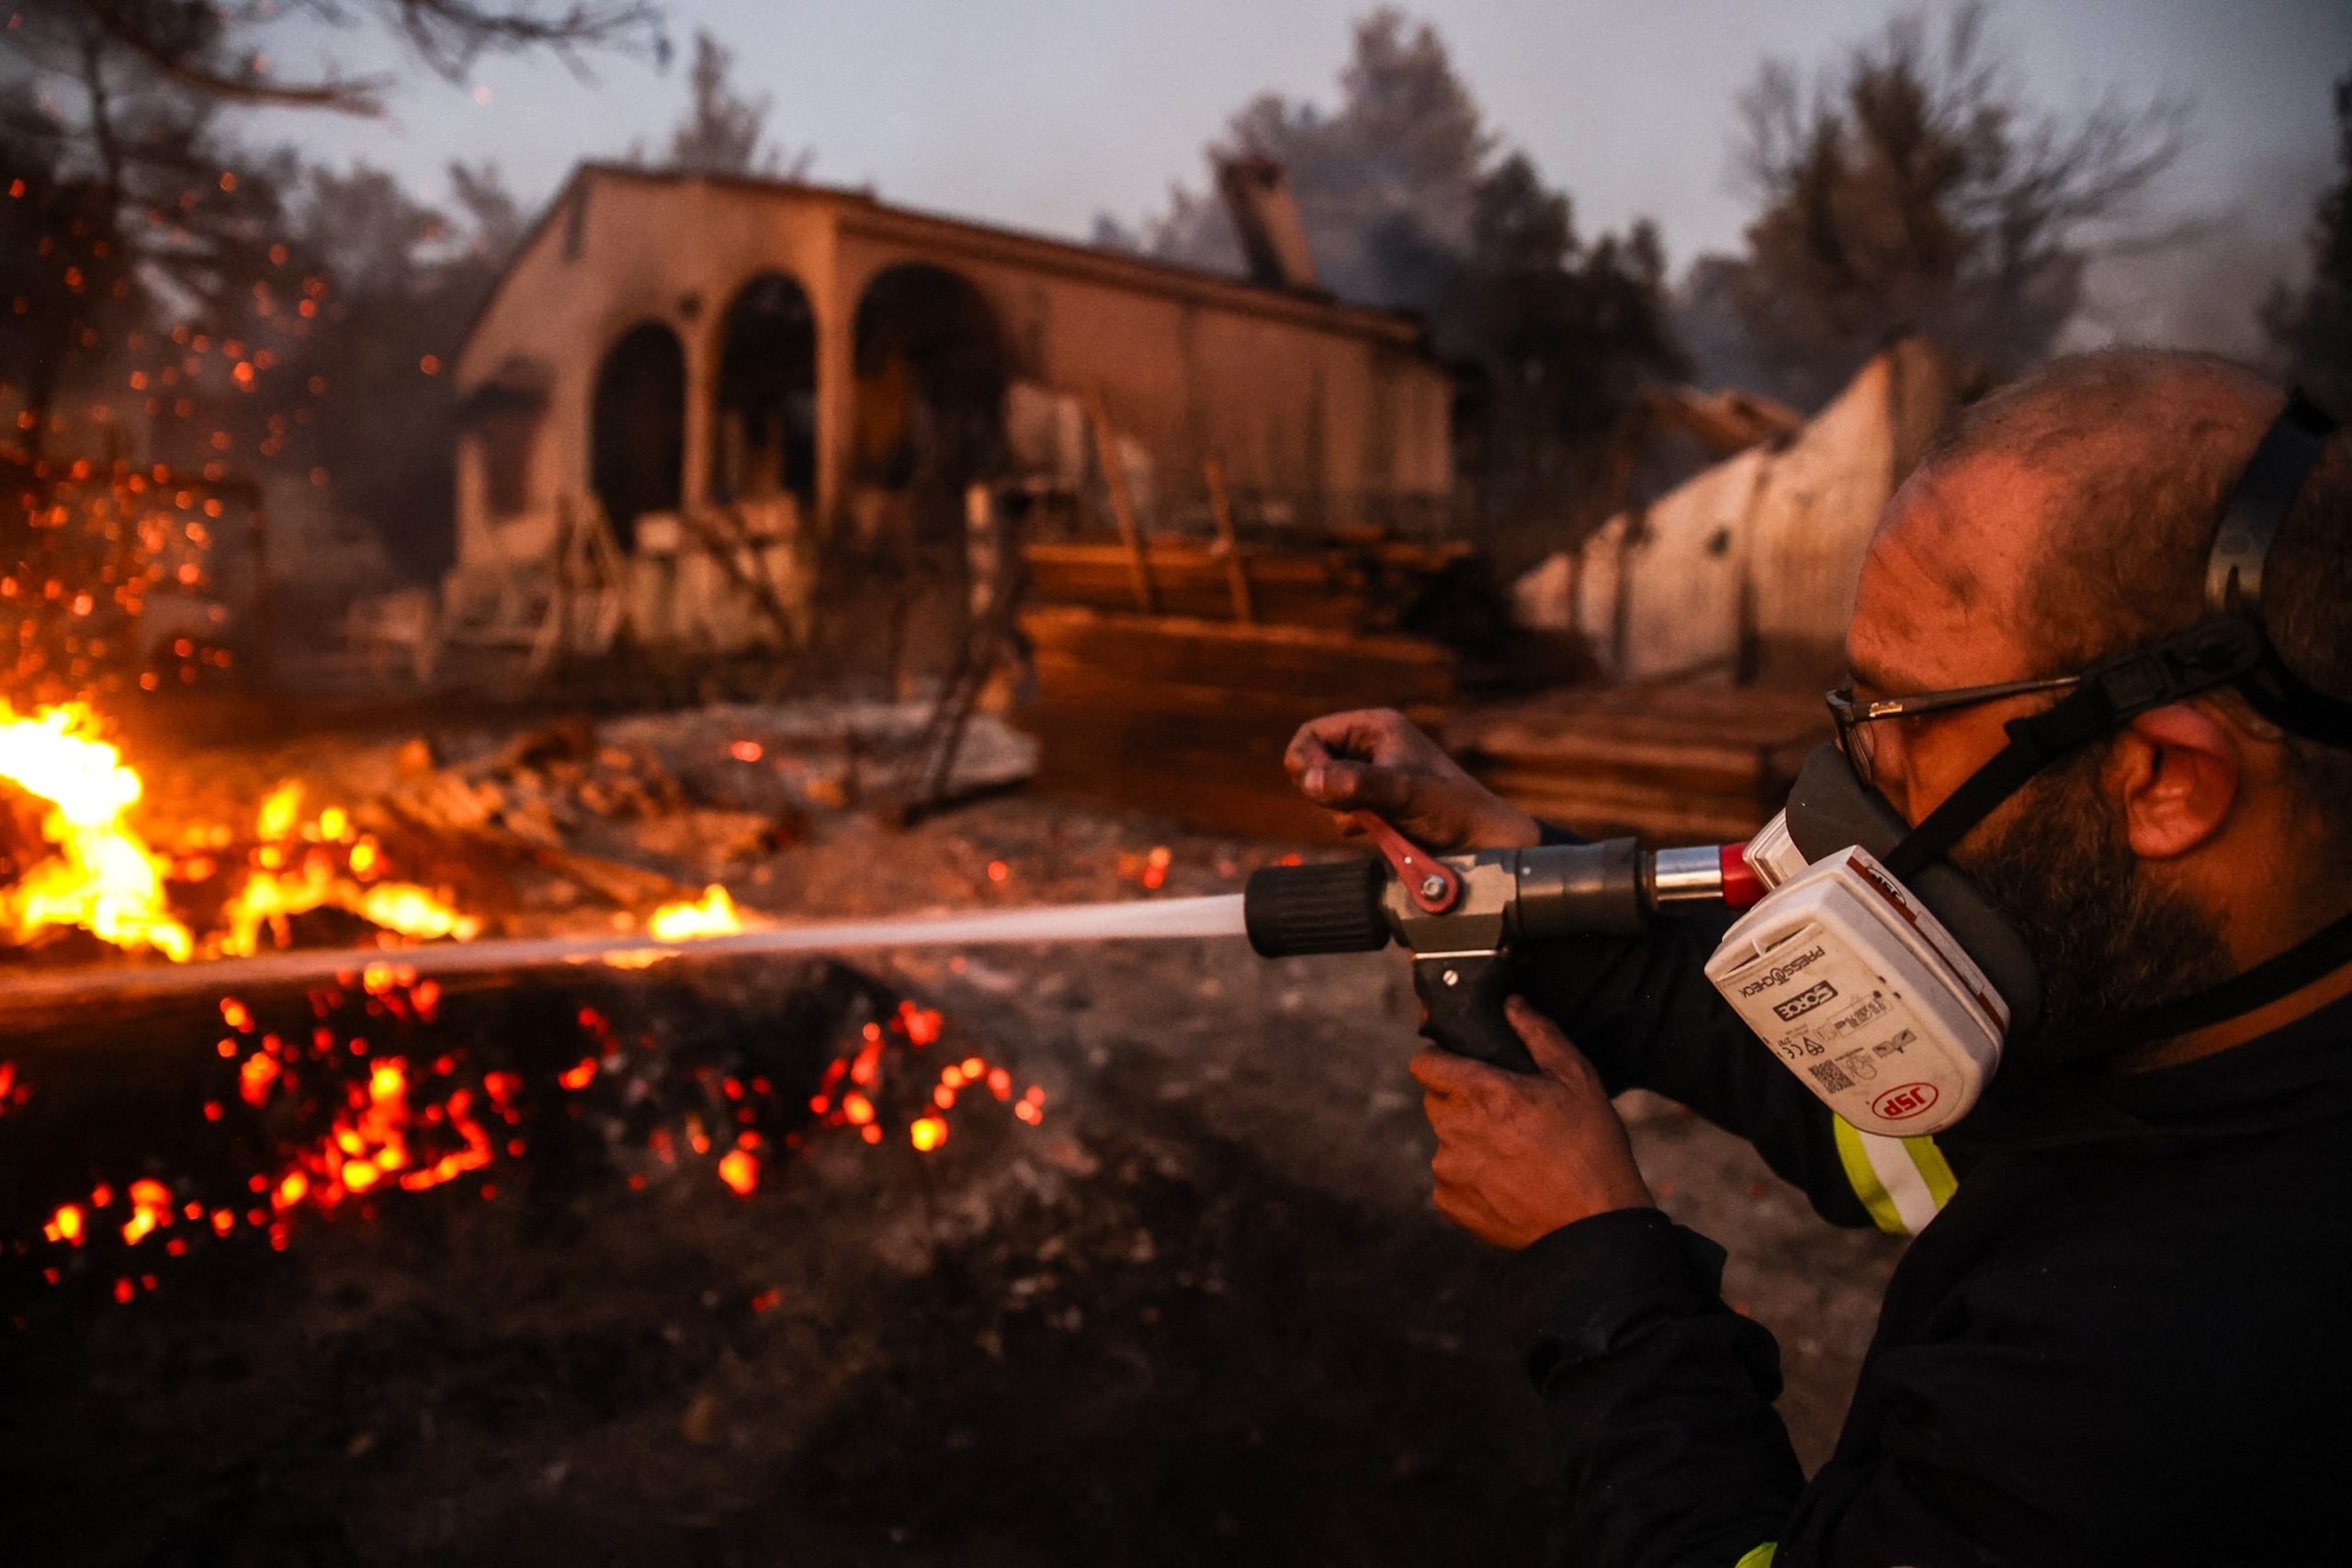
[427,163,1454,677]
[1514,338,1961,688]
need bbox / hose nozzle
[1243,833,1762,960]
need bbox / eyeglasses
[1826,673,2082,789]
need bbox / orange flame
[217,779,480,954]
[649,885,743,941]
[0,703,194,958]
[1,709,479,963]
[216,857,482,955]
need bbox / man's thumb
[1505,996,1589,1082]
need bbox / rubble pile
[52,700,1049,949]
[387,700,1039,916]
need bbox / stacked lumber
[1444,683,1832,845]
[1017,606,1454,840]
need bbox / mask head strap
[2205,391,2335,615]
[1883,390,2340,882]
[2206,392,2352,747]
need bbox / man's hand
[1284,707,1540,852]
[1408,998,1654,1249]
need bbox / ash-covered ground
[2,776,1899,1566]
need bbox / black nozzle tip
[1244,857,1390,957]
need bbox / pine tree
[1102,9,1684,538]
[665,31,808,180]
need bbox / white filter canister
[1703,845,2007,1136]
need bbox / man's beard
[1955,746,2232,1066]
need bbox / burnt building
[439,164,1453,671]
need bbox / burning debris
[0,687,1068,1325]
[0,699,478,964]
[0,692,1042,978]
[4,956,1049,1321]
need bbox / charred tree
[2264,74,2352,415]
[1716,1,2187,406]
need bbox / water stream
[0,895,1256,1018]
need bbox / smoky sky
[236,0,2347,351]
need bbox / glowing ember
[650,885,744,941]
[242,1032,499,1218]
[717,1147,760,1195]
[120,1178,174,1245]
[13,959,1052,1309]
[795,994,1050,1156]
[0,702,194,958]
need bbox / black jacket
[1509,912,2352,1567]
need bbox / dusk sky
[243,0,2348,349]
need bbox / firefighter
[1288,350,2352,1564]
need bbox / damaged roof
[459,161,1437,369]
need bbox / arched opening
[461,356,552,523]
[590,321,685,551]
[852,264,1007,544]
[711,274,817,515]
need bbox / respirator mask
[1704,393,2351,1136]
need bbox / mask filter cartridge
[1704,844,2007,1136]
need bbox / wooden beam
[1202,457,1256,624]
[1087,390,1156,614]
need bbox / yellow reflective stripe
[1833,1115,1909,1235]
[1905,1133,1959,1209]
[1833,1116,1958,1235]
[1734,1544,1778,1568]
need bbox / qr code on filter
[1810,1060,1853,1093]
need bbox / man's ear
[2112,704,2244,861]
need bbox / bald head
[1909,349,2349,688]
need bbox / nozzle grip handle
[1411,953,1536,1075]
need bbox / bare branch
[383,0,663,79]
[51,0,661,113]
[60,0,388,111]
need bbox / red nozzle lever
[1352,811,1461,915]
